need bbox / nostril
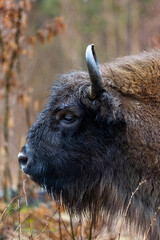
[18,152,28,171]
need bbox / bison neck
[112,98,160,238]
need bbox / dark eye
[55,107,83,127]
[61,114,77,124]
[63,115,74,121]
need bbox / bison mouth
[18,148,46,183]
[18,148,63,192]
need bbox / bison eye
[63,114,76,122]
[55,111,79,126]
[55,107,83,127]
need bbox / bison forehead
[45,70,122,123]
[51,71,90,96]
[46,71,89,109]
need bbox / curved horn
[85,44,104,99]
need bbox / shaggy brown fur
[102,50,160,102]
[100,51,160,238]
[101,51,160,178]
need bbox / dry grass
[0,179,147,240]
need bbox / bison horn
[85,44,104,99]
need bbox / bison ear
[86,44,105,99]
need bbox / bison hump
[101,50,160,102]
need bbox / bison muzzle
[18,44,160,239]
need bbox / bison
[18,45,160,239]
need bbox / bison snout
[18,151,28,172]
[18,145,30,172]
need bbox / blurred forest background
[0,0,160,239]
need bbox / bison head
[18,45,126,212]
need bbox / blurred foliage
[81,0,106,34]
[39,0,61,17]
